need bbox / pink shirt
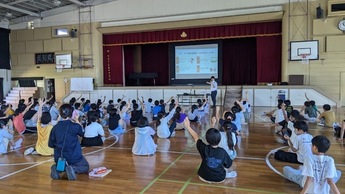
[13,113,26,134]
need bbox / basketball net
[56,64,64,73]
[301,54,310,64]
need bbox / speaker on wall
[70,29,77,38]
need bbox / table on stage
[177,93,205,105]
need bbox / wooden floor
[1,106,344,194]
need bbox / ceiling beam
[0,2,40,17]
[67,0,86,6]
[8,0,31,5]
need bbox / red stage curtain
[103,21,281,46]
[222,38,257,85]
[256,35,282,83]
[141,44,169,86]
[124,45,135,86]
[103,46,123,85]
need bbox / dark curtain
[256,35,282,83]
[222,38,257,85]
[103,45,123,85]
[124,45,135,86]
[141,44,169,86]
[103,21,281,46]
[0,28,11,70]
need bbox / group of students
[265,96,342,194]
[0,90,343,193]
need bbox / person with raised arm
[184,119,236,183]
[24,97,54,155]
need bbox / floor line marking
[178,165,200,194]
[265,146,292,178]
[139,131,207,194]
[0,158,54,180]
[0,135,119,178]
[158,178,284,194]
[189,181,284,194]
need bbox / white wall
[10,0,292,29]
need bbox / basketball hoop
[56,64,64,73]
[300,54,310,64]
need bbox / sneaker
[24,147,35,155]
[318,123,325,127]
[261,112,267,116]
[277,139,287,144]
[50,164,61,180]
[13,138,23,149]
[226,171,237,178]
[65,165,77,181]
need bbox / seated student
[318,104,336,128]
[132,117,157,156]
[24,98,54,156]
[0,121,22,154]
[184,119,236,183]
[305,93,321,115]
[81,114,105,147]
[283,135,341,194]
[273,121,313,164]
[219,111,238,134]
[216,119,237,160]
[188,104,199,122]
[159,96,173,114]
[336,119,345,142]
[157,102,178,138]
[152,100,161,121]
[49,104,89,181]
[86,103,101,126]
[130,103,143,127]
[168,99,175,113]
[242,91,252,123]
[119,99,131,128]
[300,101,317,122]
[141,96,153,114]
[270,103,287,133]
[284,100,293,118]
[107,100,115,113]
[108,108,125,135]
[49,100,59,123]
[174,106,188,130]
[100,106,109,127]
[13,100,37,134]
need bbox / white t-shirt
[210,80,217,92]
[84,122,105,138]
[144,101,153,113]
[292,133,313,163]
[302,155,338,194]
[274,109,285,123]
[218,131,237,160]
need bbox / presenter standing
[206,76,217,108]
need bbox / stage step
[4,87,37,109]
[223,86,242,110]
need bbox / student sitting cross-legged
[81,114,105,147]
[184,119,236,183]
[132,117,157,156]
[283,135,341,194]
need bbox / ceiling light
[53,0,61,6]
[5,12,12,18]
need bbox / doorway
[46,79,55,101]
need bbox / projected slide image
[175,44,218,79]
